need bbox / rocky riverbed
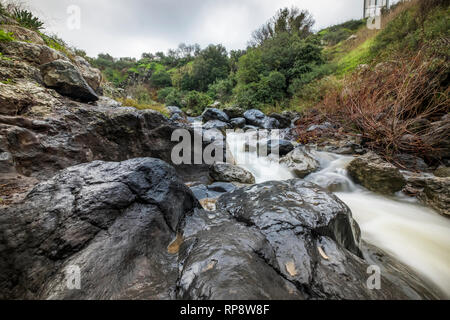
[0,30,449,300]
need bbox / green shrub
[164,88,185,107]
[185,90,213,115]
[12,9,44,30]
[207,77,235,102]
[149,70,172,88]
[0,29,14,42]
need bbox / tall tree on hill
[250,7,315,47]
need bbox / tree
[250,7,314,46]
[190,44,230,92]
[149,70,172,88]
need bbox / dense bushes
[12,9,44,30]
[321,51,449,163]
[234,31,324,109]
[0,29,14,41]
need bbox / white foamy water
[226,131,450,298]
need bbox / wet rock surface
[0,158,438,300]
[404,173,450,217]
[202,108,229,123]
[280,147,320,178]
[190,182,237,200]
[244,109,280,129]
[347,152,406,195]
[210,163,256,184]
[40,59,99,102]
[0,158,200,299]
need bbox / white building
[364,0,391,18]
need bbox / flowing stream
[226,131,450,298]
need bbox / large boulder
[178,211,305,300]
[202,120,230,132]
[202,108,229,123]
[0,158,200,299]
[280,147,320,178]
[0,25,45,45]
[190,182,237,201]
[40,59,99,102]
[347,152,406,195]
[223,106,245,119]
[0,104,211,184]
[73,56,103,94]
[210,163,255,184]
[244,109,280,129]
[404,173,450,217]
[229,117,246,129]
[267,139,295,156]
[0,80,62,116]
[269,112,291,128]
[182,179,426,299]
[0,41,68,66]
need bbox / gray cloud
[24,0,369,58]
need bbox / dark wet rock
[210,163,255,184]
[0,104,211,186]
[243,109,280,129]
[280,147,320,178]
[190,182,238,201]
[167,106,184,117]
[269,113,291,128]
[177,219,305,300]
[229,117,246,129]
[223,106,245,119]
[202,108,229,123]
[0,158,200,299]
[267,139,295,157]
[404,172,450,217]
[40,59,99,102]
[207,179,418,299]
[203,120,230,132]
[347,152,406,195]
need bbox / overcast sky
[24,0,370,58]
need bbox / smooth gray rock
[211,163,255,184]
[202,108,229,123]
[190,182,237,200]
[347,152,406,195]
[230,117,246,129]
[243,109,280,129]
[203,120,230,132]
[280,147,320,178]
